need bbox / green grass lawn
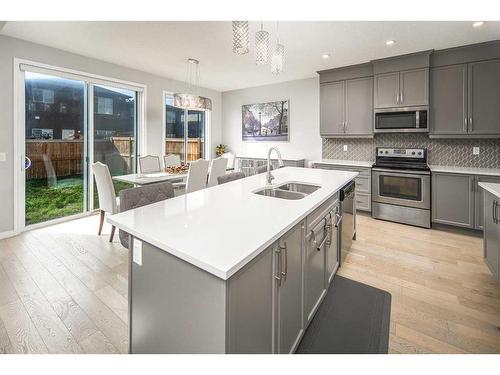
[26,177,133,225]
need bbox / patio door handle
[24,156,32,171]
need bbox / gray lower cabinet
[312,163,372,212]
[130,194,342,353]
[475,176,500,230]
[432,172,500,230]
[320,77,373,137]
[325,206,340,285]
[430,64,468,135]
[274,222,304,354]
[304,215,328,325]
[228,246,274,353]
[468,59,500,135]
[483,190,500,283]
[432,172,474,228]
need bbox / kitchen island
[108,167,357,353]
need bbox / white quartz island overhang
[108,167,358,280]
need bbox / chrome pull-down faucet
[266,147,284,185]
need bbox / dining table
[112,171,187,186]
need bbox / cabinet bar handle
[396,92,399,104]
[400,92,403,104]
[494,200,498,224]
[464,117,468,133]
[469,117,473,132]
[280,241,288,282]
[274,247,282,285]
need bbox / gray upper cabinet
[275,223,304,354]
[374,72,399,108]
[320,77,373,137]
[345,77,373,135]
[374,68,429,109]
[320,81,344,136]
[400,68,429,106]
[430,64,468,135]
[483,190,499,282]
[432,172,474,228]
[468,59,500,135]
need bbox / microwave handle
[416,111,420,129]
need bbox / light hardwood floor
[0,213,499,354]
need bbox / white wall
[221,77,321,163]
[0,35,222,234]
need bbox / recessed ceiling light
[472,21,484,28]
[386,40,395,46]
[321,53,331,59]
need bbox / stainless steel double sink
[254,182,321,200]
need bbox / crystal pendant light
[232,21,249,54]
[173,58,212,111]
[271,22,284,75]
[255,22,269,65]
[271,43,285,75]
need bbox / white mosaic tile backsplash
[322,134,500,168]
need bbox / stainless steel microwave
[374,107,428,133]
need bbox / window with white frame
[97,96,113,115]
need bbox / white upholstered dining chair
[163,154,181,168]
[221,152,236,171]
[185,159,210,193]
[139,155,161,173]
[92,162,120,242]
[207,157,228,187]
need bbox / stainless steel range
[371,147,431,228]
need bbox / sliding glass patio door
[92,84,138,208]
[24,71,88,226]
[19,64,142,228]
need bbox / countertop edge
[107,172,358,280]
[429,165,500,176]
[310,159,373,168]
[478,182,500,199]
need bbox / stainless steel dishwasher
[338,181,356,266]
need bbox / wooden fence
[26,137,203,180]
[165,138,203,162]
[26,137,135,180]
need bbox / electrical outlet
[343,145,348,152]
[133,238,143,266]
[0,152,5,162]
[473,147,480,155]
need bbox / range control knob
[412,151,416,155]
[385,151,389,154]
[418,151,422,156]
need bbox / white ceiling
[2,21,500,92]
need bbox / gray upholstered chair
[255,164,273,174]
[217,171,245,185]
[118,182,174,249]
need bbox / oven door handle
[372,168,431,176]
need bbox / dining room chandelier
[173,58,212,111]
[231,21,285,74]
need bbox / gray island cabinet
[107,167,357,354]
[478,183,500,284]
[129,194,340,354]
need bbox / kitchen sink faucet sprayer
[266,147,284,185]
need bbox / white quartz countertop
[108,167,357,280]
[311,159,373,168]
[478,182,500,198]
[430,165,500,176]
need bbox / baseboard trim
[0,230,15,240]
